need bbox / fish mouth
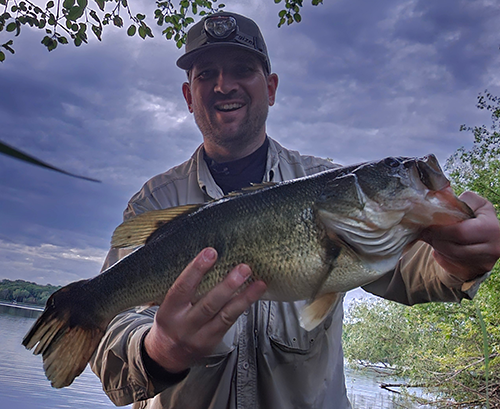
[406,154,475,223]
[414,154,450,191]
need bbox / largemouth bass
[23,154,473,389]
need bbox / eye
[233,64,255,77]
[196,69,215,80]
[384,157,401,168]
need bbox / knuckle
[170,280,193,297]
[218,309,235,328]
[199,301,218,318]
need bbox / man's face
[182,47,278,151]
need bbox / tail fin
[22,280,107,388]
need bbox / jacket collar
[193,136,283,200]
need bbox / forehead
[191,47,264,71]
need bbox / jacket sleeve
[363,241,489,305]
[89,307,191,406]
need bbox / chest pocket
[266,300,333,357]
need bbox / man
[91,12,500,409]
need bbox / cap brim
[176,42,270,72]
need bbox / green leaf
[67,6,85,20]
[278,9,286,17]
[6,22,16,32]
[127,24,135,36]
[113,15,123,27]
[42,36,57,51]
[77,0,88,9]
[94,0,104,11]
[274,0,282,3]
[121,0,127,6]
[138,24,145,38]
[293,12,301,23]
[89,9,100,23]
[63,0,74,9]
[91,24,101,40]
[57,35,68,43]
[46,1,55,8]
[0,50,5,62]
[136,13,145,20]
[2,42,14,53]
[0,0,6,6]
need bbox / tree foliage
[0,279,61,305]
[343,91,500,408]
[0,0,323,62]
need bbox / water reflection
[0,304,128,409]
[0,304,430,409]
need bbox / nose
[214,70,238,95]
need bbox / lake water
[0,304,431,409]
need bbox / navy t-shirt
[203,138,269,195]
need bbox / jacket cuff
[436,268,491,299]
[140,328,191,385]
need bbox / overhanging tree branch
[0,0,324,61]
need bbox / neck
[203,133,267,163]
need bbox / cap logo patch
[204,15,237,39]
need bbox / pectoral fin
[299,292,338,331]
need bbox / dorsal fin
[111,204,203,248]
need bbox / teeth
[216,103,243,112]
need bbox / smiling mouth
[215,103,244,112]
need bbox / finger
[423,195,498,244]
[200,280,267,339]
[188,264,253,328]
[458,191,488,213]
[161,248,218,313]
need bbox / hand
[144,248,267,373]
[422,191,500,282]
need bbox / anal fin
[299,292,338,331]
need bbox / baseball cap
[176,12,271,73]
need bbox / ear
[182,82,194,113]
[267,73,279,107]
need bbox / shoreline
[0,301,44,312]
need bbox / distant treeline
[0,279,61,306]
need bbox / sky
[1,0,499,297]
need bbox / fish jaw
[402,155,474,226]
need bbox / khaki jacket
[90,138,478,409]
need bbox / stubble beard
[194,102,269,153]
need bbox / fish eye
[384,157,401,168]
